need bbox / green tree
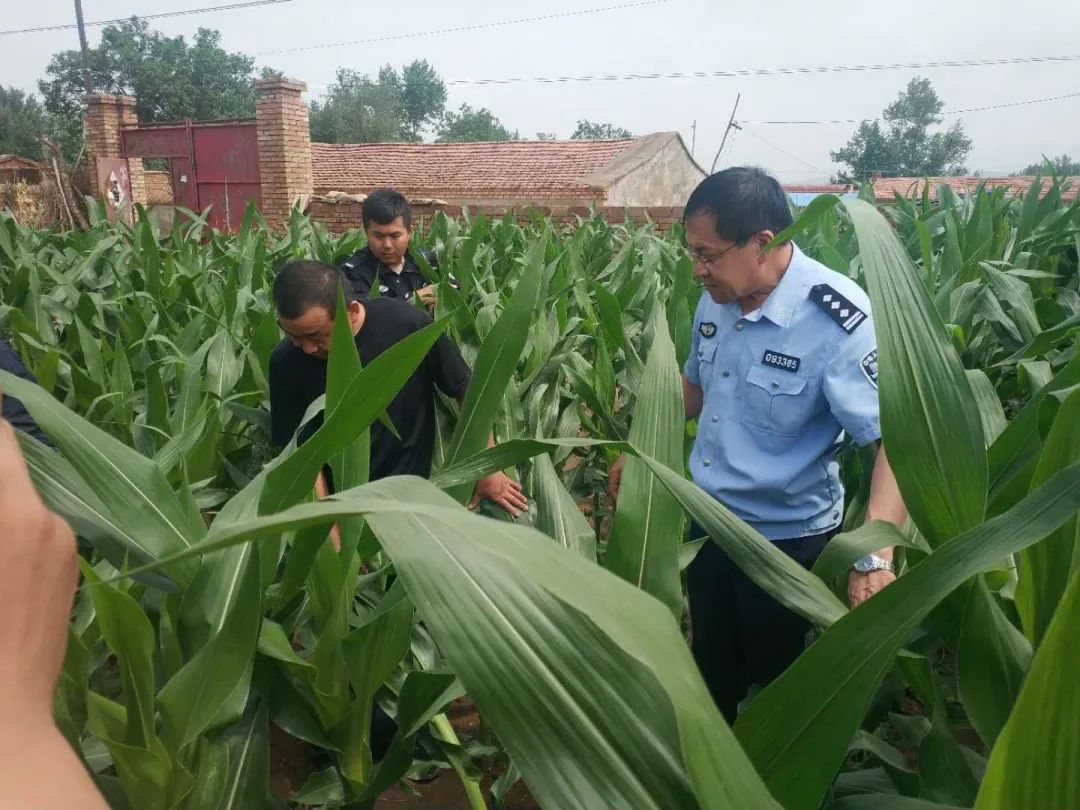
[1018,154,1080,175]
[0,87,54,161]
[310,61,446,143]
[389,60,447,141]
[39,20,269,158]
[436,104,517,143]
[571,120,632,139]
[309,69,402,143]
[831,77,972,182]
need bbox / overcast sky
[4,0,1078,182]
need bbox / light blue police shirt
[683,243,881,541]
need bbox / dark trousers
[687,523,832,725]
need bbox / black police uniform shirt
[341,246,440,301]
[268,297,471,481]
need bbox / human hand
[470,472,529,518]
[848,569,896,608]
[416,284,438,308]
[607,453,627,503]
[0,416,79,725]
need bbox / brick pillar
[84,94,145,204]
[255,78,313,230]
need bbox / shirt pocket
[741,365,812,437]
[696,339,719,388]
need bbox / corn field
[0,177,1078,810]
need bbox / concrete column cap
[83,93,137,106]
[254,77,308,94]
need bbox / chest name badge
[699,321,717,338]
[809,284,867,333]
[762,350,801,373]
[861,348,878,388]
[379,284,389,293]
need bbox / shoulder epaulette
[809,283,867,334]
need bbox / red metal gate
[121,118,261,233]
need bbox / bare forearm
[455,395,497,449]
[683,376,703,421]
[315,469,330,500]
[865,444,907,560]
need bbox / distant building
[783,183,858,206]
[0,154,44,185]
[311,132,706,209]
[870,175,1077,204]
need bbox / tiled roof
[311,135,679,196]
[783,184,855,194]
[871,176,1077,203]
[0,154,43,170]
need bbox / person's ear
[756,230,777,261]
[346,300,363,327]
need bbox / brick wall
[84,94,145,204]
[144,170,174,205]
[255,78,314,231]
[307,197,685,235]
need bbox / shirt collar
[740,243,807,328]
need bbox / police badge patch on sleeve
[699,322,717,338]
[860,348,878,388]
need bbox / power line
[255,0,668,56]
[738,126,832,175]
[739,89,1080,124]
[0,0,293,36]
[446,53,1080,86]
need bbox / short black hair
[272,260,355,320]
[684,167,793,244]
[362,188,412,230]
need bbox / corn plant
[0,177,1077,810]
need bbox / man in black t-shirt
[268,260,526,515]
[341,189,453,308]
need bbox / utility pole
[73,0,93,94]
[710,93,741,174]
[690,119,697,158]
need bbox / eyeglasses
[687,242,740,270]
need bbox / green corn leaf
[530,451,596,559]
[81,562,158,750]
[108,474,779,810]
[356,671,464,801]
[956,577,1032,747]
[733,462,1080,810]
[339,598,414,787]
[1015,386,1080,647]
[605,307,686,619]
[974,570,1080,810]
[896,653,980,805]
[326,281,369,557]
[641,457,847,627]
[443,242,545,502]
[845,199,987,547]
[0,370,203,583]
[158,547,263,752]
[259,318,447,514]
[360,477,776,810]
[211,701,272,810]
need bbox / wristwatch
[851,553,895,575]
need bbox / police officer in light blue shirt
[618,167,908,724]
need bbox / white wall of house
[604,137,706,207]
